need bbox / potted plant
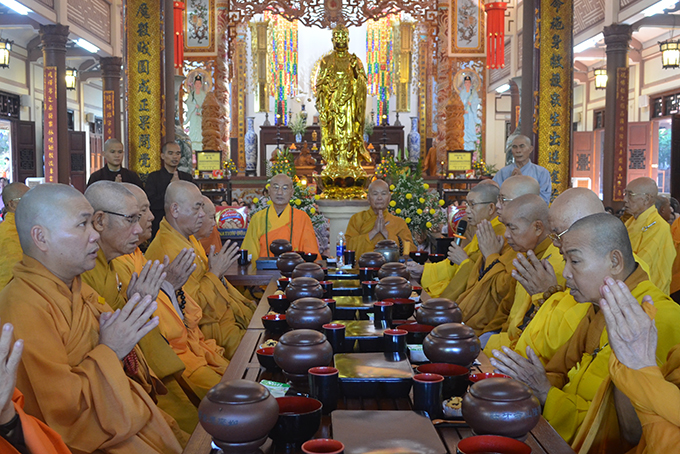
[289,113,307,143]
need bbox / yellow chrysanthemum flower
[389,184,396,190]
[417,209,423,215]
[252,197,259,204]
[405,217,412,224]
[266,183,270,189]
[429,209,436,215]
[295,199,302,206]
[423,183,429,190]
[310,207,316,214]
[267,200,273,205]
[314,195,321,200]
[395,208,402,214]
[389,201,396,207]
[438,199,445,206]
[426,221,433,228]
[406,193,413,200]
[419,197,425,204]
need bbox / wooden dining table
[182,277,575,454]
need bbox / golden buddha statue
[315,24,370,199]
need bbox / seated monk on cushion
[0,183,183,454]
[407,181,504,298]
[81,181,199,434]
[346,179,414,259]
[0,183,29,289]
[0,318,71,454]
[115,184,228,400]
[145,181,256,359]
[242,174,320,259]
[197,196,222,253]
[490,213,680,450]
[479,194,561,347]
[623,177,675,294]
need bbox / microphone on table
[454,220,468,246]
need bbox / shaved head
[368,179,389,192]
[165,180,202,212]
[122,183,154,243]
[1,182,29,212]
[84,181,137,213]
[103,138,123,153]
[196,196,217,240]
[505,194,549,225]
[470,181,500,203]
[165,180,205,238]
[367,179,391,213]
[624,177,658,218]
[497,175,541,220]
[548,188,604,244]
[655,195,672,223]
[15,184,100,283]
[501,194,549,252]
[269,173,295,214]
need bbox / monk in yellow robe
[0,183,182,454]
[197,196,223,253]
[481,194,561,348]
[623,177,675,294]
[145,181,256,359]
[242,174,320,259]
[80,181,201,434]
[0,183,29,289]
[670,216,680,301]
[346,179,414,259]
[115,184,228,400]
[0,317,71,454]
[490,213,680,448]
[407,182,503,297]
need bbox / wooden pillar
[603,24,632,208]
[520,0,535,139]
[100,56,122,142]
[40,24,69,184]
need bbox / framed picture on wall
[447,150,473,172]
[184,0,216,55]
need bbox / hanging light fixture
[0,39,12,68]
[659,40,680,69]
[594,68,607,90]
[65,67,77,90]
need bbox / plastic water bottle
[336,231,346,267]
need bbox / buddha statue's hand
[99,294,159,361]
[127,259,166,301]
[511,250,557,295]
[490,346,552,406]
[0,320,22,425]
[600,278,658,370]
[163,248,197,291]
[208,240,240,278]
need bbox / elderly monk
[672,216,680,301]
[0,183,183,454]
[346,179,414,258]
[145,181,255,359]
[0,318,71,454]
[495,175,541,221]
[409,182,503,298]
[81,181,199,434]
[481,194,561,348]
[655,195,673,223]
[197,196,222,253]
[114,184,228,400]
[242,174,320,259]
[0,183,29,289]
[623,177,675,294]
[490,213,680,449]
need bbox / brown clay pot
[462,377,541,439]
[374,276,412,301]
[274,329,333,376]
[277,252,305,277]
[270,239,293,257]
[198,379,279,452]
[422,323,481,366]
[286,298,333,330]
[291,262,325,281]
[286,277,324,302]
[374,239,400,263]
[415,298,463,326]
[377,262,410,280]
[375,239,398,249]
[358,252,386,268]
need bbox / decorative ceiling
[228,0,438,29]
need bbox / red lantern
[173,1,185,69]
[484,1,508,69]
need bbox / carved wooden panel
[67,0,111,44]
[573,0,605,36]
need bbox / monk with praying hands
[490,213,680,452]
[241,173,320,259]
[0,183,183,454]
[145,180,256,359]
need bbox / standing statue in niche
[315,24,371,199]
[456,73,481,152]
[184,71,210,152]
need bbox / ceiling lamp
[594,68,607,90]
[0,40,12,68]
[659,40,680,69]
[65,67,77,90]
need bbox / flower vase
[295,132,303,143]
[245,117,258,176]
[408,117,421,163]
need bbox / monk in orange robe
[0,183,182,454]
[346,179,414,259]
[145,181,256,359]
[490,213,680,451]
[242,174,320,259]
[0,317,71,454]
[197,196,222,253]
[0,183,29,289]
[671,216,680,301]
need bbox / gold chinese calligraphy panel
[44,67,57,183]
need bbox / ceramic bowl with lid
[277,252,305,277]
[358,251,387,269]
[415,298,463,326]
[274,329,333,376]
[286,277,324,302]
[286,297,333,330]
[374,276,412,301]
[377,262,410,280]
[270,239,294,257]
[462,378,541,440]
[422,323,481,366]
[292,262,326,281]
[198,379,279,453]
